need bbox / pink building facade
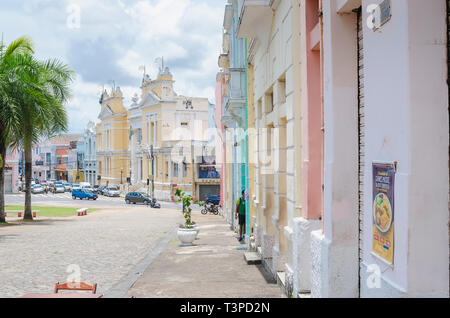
[4,148,20,193]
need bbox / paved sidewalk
[126,211,285,298]
[0,206,183,298]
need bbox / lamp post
[146,144,155,198]
[120,168,123,185]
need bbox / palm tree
[0,36,35,223]
[11,56,74,220]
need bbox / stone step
[277,271,286,289]
[244,252,262,265]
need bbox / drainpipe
[244,38,250,242]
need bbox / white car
[104,186,121,197]
[63,183,72,192]
[53,185,66,193]
[82,185,94,193]
[72,184,81,190]
[32,185,44,194]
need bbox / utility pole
[151,144,155,198]
[191,141,196,199]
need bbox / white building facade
[310,0,449,298]
[83,121,97,186]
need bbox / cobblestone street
[0,205,184,298]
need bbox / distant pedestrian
[235,190,246,242]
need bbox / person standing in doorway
[235,190,246,242]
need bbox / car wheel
[72,196,76,200]
[126,199,130,204]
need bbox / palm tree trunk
[23,145,33,220]
[0,140,6,223]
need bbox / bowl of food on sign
[373,193,393,233]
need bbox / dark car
[95,185,106,195]
[125,192,160,208]
[205,195,220,206]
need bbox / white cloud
[0,0,226,133]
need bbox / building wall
[96,88,130,186]
[4,148,20,193]
[246,0,303,288]
[311,0,449,298]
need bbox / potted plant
[175,189,198,245]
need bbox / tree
[0,36,74,222]
[12,56,74,220]
[0,36,34,223]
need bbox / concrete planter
[177,227,197,246]
[193,224,200,239]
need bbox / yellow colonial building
[96,86,130,186]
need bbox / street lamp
[120,168,123,185]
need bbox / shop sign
[372,162,396,265]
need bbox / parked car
[62,182,72,192]
[82,185,94,193]
[104,186,120,197]
[52,184,66,193]
[72,188,98,200]
[31,185,45,194]
[125,192,160,208]
[205,195,220,206]
[72,184,81,190]
[95,185,106,195]
[19,181,36,192]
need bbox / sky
[0,0,226,133]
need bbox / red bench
[77,208,88,216]
[5,210,40,218]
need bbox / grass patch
[5,206,99,217]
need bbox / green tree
[13,56,74,220]
[0,36,34,223]
[0,36,74,222]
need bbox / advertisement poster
[372,162,395,265]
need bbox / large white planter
[177,227,197,246]
[193,225,200,239]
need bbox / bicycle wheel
[201,208,208,215]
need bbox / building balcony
[223,3,233,32]
[237,0,278,49]
[218,53,229,70]
[227,68,246,100]
[223,95,246,128]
